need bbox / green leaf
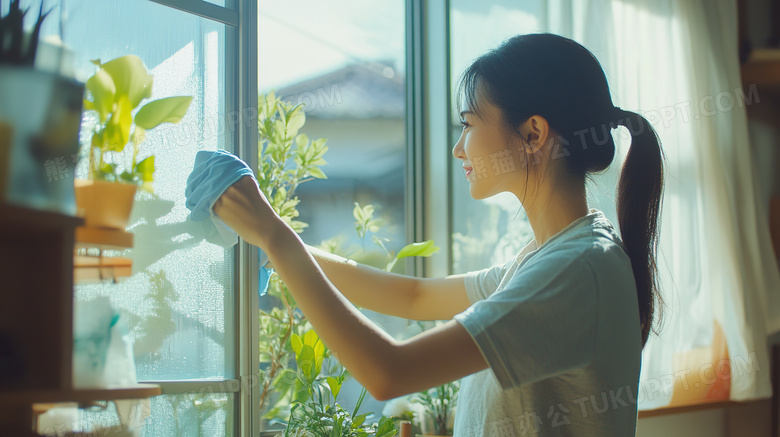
[396,240,440,260]
[134,96,193,130]
[353,202,365,223]
[325,376,341,399]
[130,126,146,147]
[85,69,116,123]
[297,345,316,382]
[119,170,135,183]
[291,333,303,356]
[375,417,398,437]
[352,412,369,429]
[104,94,132,152]
[295,133,309,149]
[311,138,327,150]
[313,340,325,377]
[303,329,318,347]
[308,166,327,179]
[287,105,306,138]
[135,155,155,182]
[100,54,153,108]
[296,386,310,403]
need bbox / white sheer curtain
[449,0,778,410]
[538,0,779,408]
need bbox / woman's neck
[518,176,590,248]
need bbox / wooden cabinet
[0,204,159,435]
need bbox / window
[22,0,241,434]
[257,0,408,422]
[448,0,542,273]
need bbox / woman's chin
[469,184,494,200]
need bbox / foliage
[257,91,328,234]
[255,92,441,434]
[283,329,398,437]
[0,0,51,66]
[410,381,460,435]
[81,55,193,189]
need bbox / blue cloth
[185,150,273,296]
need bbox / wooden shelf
[639,399,760,418]
[0,384,161,406]
[0,203,83,233]
[75,226,134,250]
[741,49,780,100]
[73,255,132,283]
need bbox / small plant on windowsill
[77,55,193,229]
[282,329,398,437]
[255,92,439,435]
[409,381,459,436]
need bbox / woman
[215,33,664,436]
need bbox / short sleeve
[463,258,515,303]
[454,248,599,390]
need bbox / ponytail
[615,109,665,348]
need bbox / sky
[257,0,406,89]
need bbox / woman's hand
[213,175,283,248]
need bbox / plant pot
[74,179,138,229]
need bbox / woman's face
[452,95,526,200]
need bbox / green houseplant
[410,382,459,436]
[255,93,440,435]
[76,54,193,229]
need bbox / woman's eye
[460,120,470,128]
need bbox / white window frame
[408,0,452,278]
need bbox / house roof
[274,61,405,120]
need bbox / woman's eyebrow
[459,110,473,118]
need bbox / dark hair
[458,33,664,347]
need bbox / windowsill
[638,399,760,418]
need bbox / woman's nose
[452,133,465,160]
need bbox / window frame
[139,0,441,434]
[130,0,255,435]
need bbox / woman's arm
[304,245,472,321]
[214,176,488,400]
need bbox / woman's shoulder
[519,220,632,282]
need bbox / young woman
[214,33,664,436]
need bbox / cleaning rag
[185,149,273,296]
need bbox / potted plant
[0,0,85,213]
[254,93,440,435]
[409,382,459,436]
[76,54,193,229]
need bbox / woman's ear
[518,115,550,154]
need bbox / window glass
[257,0,406,418]
[449,0,543,272]
[73,394,233,436]
[204,0,231,7]
[32,0,235,381]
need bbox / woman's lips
[463,166,473,178]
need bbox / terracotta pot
[74,179,137,229]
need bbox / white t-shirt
[453,209,642,436]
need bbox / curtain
[536,0,780,408]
